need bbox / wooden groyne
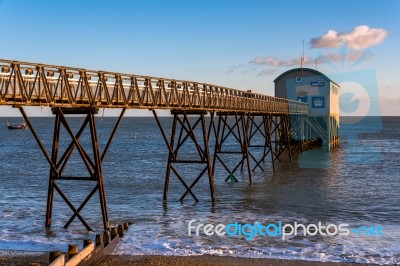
[29,222,130,266]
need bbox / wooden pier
[0,59,332,231]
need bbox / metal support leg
[272,114,293,162]
[212,112,251,183]
[241,113,252,182]
[247,114,275,172]
[153,110,214,202]
[46,112,61,227]
[20,106,125,231]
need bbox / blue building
[274,68,340,150]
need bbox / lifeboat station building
[274,68,340,151]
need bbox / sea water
[0,116,399,264]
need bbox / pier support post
[19,106,125,231]
[212,112,252,183]
[247,113,275,172]
[288,114,305,153]
[153,109,215,202]
[271,114,293,162]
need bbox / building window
[296,77,302,83]
[311,96,325,108]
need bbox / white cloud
[257,69,276,76]
[250,56,316,67]
[250,49,373,70]
[248,26,384,75]
[250,56,301,67]
[310,25,388,49]
[316,49,373,63]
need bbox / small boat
[7,120,28,130]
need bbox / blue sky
[0,0,399,115]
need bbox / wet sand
[98,255,381,266]
[0,250,48,266]
[0,250,383,266]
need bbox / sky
[0,0,399,116]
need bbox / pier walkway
[0,59,313,231]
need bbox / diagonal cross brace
[20,106,125,231]
[153,110,214,202]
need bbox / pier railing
[0,58,313,231]
[0,59,308,114]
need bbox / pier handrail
[0,59,308,114]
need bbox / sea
[0,115,399,265]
